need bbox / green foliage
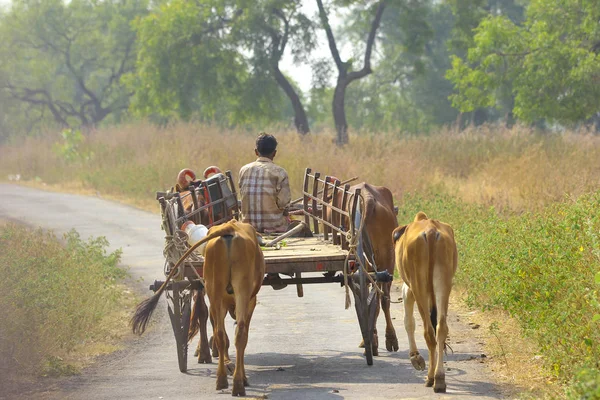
[128,0,307,127]
[0,0,148,130]
[53,129,93,163]
[0,225,124,375]
[448,0,600,125]
[567,367,600,400]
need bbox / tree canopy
[447,0,600,126]
[0,0,599,141]
[0,0,147,131]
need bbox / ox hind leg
[414,293,438,388]
[211,304,231,391]
[231,296,256,396]
[380,280,399,351]
[432,276,451,393]
[402,283,426,371]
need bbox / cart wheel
[350,268,379,366]
[177,300,191,372]
[349,224,379,366]
[167,282,191,373]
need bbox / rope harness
[163,230,203,279]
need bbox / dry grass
[2,122,600,213]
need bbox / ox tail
[130,227,229,335]
[355,199,377,272]
[221,234,235,295]
[425,228,439,335]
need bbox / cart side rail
[156,170,240,279]
[300,168,364,250]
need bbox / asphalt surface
[0,183,507,399]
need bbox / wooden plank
[311,172,320,234]
[341,184,351,250]
[331,180,341,246]
[295,272,304,297]
[303,168,311,228]
[226,170,240,219]
[322,176,331,241]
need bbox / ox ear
[392,225,408,243]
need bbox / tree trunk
[273,66,310,135]
[333,79,348,145]
[316,0,386,146]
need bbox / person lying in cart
[239,132,292,290]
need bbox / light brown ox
[330,182,400,354]
[131,219,264,397]
[200,220,264,395]
[392,211,457,393]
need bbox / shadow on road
[185,349,504,399]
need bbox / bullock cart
[152,168,392,372]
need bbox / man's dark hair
[256,133,278,156]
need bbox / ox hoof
[386,336,399,352]
[434,376,446,393]
[410,354,426,371]
[216,375,228,390]
[226,363,235,376]
[358,339,365,348]
[197,353,212,364]
[209,337,219,358]
[232,381,245,397]
[425,378,434,387]
[194,348,199,357]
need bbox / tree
[232,0,315,133]
[333,1,461,133]
[316,0,386,145]
[129,0,314,132]
[446,0,600,126]
[0,0,147,130]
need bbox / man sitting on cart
[239,132,291,290]
[239,132,291,233]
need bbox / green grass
[0,224,124,378]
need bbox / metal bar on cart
[264,222,308,247]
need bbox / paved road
[0,184,506,399]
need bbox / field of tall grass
[1,122,600,397]
[2,122,600,212]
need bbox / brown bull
[330,182,399,355]
[393,212,457,393]
[131,220,264,397]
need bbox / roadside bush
[0,224,123,376]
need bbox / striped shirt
[238,157,291,232]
